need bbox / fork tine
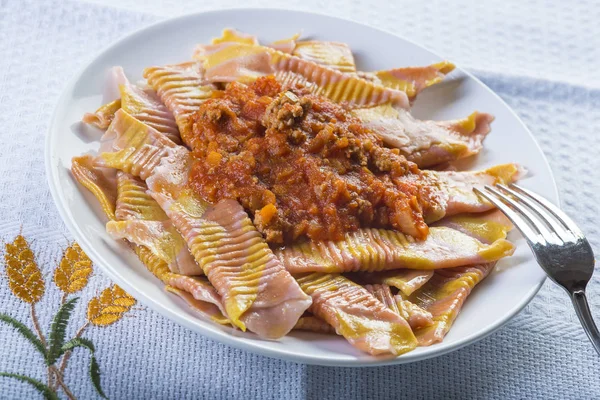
[509,184,584,238]
[483,185,558,242]
[473,187,543,245]
[497,184,573,242]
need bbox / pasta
[107,172,201,276]
[291,41,356,73]
[275,224,513,274]
[371,61,456,101]
[296,273,418,355]
[100,109,312,338]
[143,62,215,141]
[70,154,229,324]
[351,270,434,296]
[353,104,493,168]
[72,28,521,356]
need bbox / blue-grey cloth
[0,0,598,398]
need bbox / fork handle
[571,290,600,355]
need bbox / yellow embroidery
[53,243,93,294]
[87,285,136,326]
[1,235,137,399]
[4,235,45,304]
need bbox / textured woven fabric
[0,0,598,398]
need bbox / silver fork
[474,183,599,355]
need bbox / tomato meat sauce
[188,76,428,243]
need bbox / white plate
[45,8,556,366]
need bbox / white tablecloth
[1,0,598,398]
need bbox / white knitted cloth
[0,0,598,398]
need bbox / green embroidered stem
[60,338,107,398]
[30,305,47,347]
[58,322,88,376]
[48,365,76,400]
[0,307,58,391]
[47,297,78,365]
[0,312,47,357]
[0,372,59,400]
[30,305,56,391]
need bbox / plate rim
[45,7,556,367]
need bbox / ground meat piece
[263,91,312,131]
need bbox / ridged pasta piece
[82,99,121,130]
[292,41,356,73]
[71,154,118,220]
[131,241,172,281]
[356,270,433,296]
[432,209,513,244]
[269,33,300,54]
[353,103,494,168]
[143,62,215,142]
[199,44,410,109]
[373,61,455,101]
[277,208,515,275]
[394,296,435,330]
[364,283,434,330]
[109,172,202,276]
[135,245,227,323]
[296,273,417,355]
[70,153,228,323]
[273,53,408,109]
[293,315,337,334]
[364,284,400,313]
[356,71,380,83]
[99,109,177,180]
[103,66,130,103]
[114,171,168,222]
[100,110,311,338]
[194,29,299,62]
[82,65,129,129]
[286,41,452,100]
[362,210,512,340]
[193,42,236,63]
[165,285,230,325]
[408,263,494,345]
[407,208,513,344]
[106,219,200,276]
[194,30,299,61]
[193,29,260,63]
[276,225,514,274]
[408,164,524,222]
[120,82,181,144]
[212,28,259,45]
